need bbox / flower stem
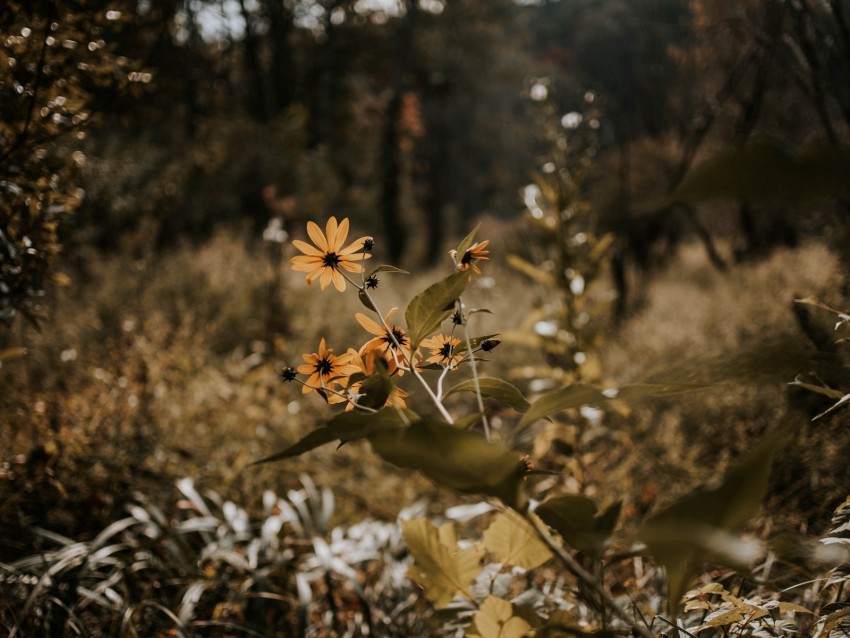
[458,298,490,440]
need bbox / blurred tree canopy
[2,0,849,325]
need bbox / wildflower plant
[260,215,814,637]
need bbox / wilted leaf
[701,608,745,629]
[447,377,530,413]
[815,606,850,638]
[405,271,469,349]
[483,510,552,570]
[253,408,414,464]
[535,495,621,556]
[401,518,484,608]
[637,423,790,610]
[369,418,526,509]
[472,596,533,638]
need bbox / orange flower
[296,338,359,394]
[457,240,490,276]
[419,334,464,368]
[355,308,412,376]
[290,217,372,291]
[331,349,408,410]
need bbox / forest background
[2,0,850,636]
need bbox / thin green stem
[458,298,490,440]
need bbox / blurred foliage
[0,0,143,325]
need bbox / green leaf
[358,288,378,312]
[455,223,481,258]
[637,423,791,610]
[368,264,410,277]
[405,271,469,349]
[356,358,393,410]
[453,412,484,429]
[516,382,708,436]
[516,384,607,434]
[613,383,707,400]
[472,596,533,638]
[535,495,621,557]
[253,408,414,464]
[401,518,484,608]
[369,418,526,509]
[447,377,530,412]
[483,510,552,569]
[640,137,850,211]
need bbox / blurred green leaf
[506,254,558,287]
[356,359,393,410]
[643,137,850,210]
[536,495,621,557]
[369,418,526,509]
[447,377,530,412]
[405,271,469,349]
[637,422,790,610]
[516,384,607,434]
[253,408,414,464]
[358,289,379,312]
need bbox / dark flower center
[439,342,453,359]
[461,250,474,265]
[316,357,334,375]
[323,252,340,268]
[385,327,408,348]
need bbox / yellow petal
[339,235,371,255]
[306,221,328,252]
[333,217,350,251]
[325,217,339,250]
[331,269,346,292]
[355,312,385,337]
[291,239,325,256]
[319,267,334,290]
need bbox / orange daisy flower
[456,240,490,277]
[296,338,359,395]
[290,217,372,292]
[355,308,412,376]
[419,333,464,368]
[331,349,408,410]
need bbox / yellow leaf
[483,510,552,570]
[472,596,532,638]
[402,518,484,608]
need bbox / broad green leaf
[516,382,709,435]
[535,495,621,557]
[401,518,484,608]
[253,408,414,464]
[405,271,469,349]
[516,384,607,434]
[483,510,552,570]
[447,377,530,413]
[369,418,526,509]
[472,596,533,638]
[637,422,790,610]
